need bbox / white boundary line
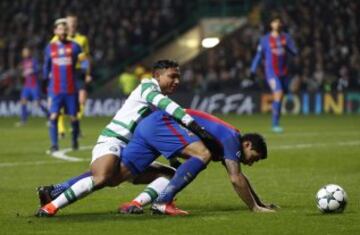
[51,146,92,162]
[1,140,360,168]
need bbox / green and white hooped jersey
[100,78,194,143]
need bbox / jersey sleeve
[250,37,264,73]
[43,45,51,80]
[222,133,241,162]
[286,33,298,56]
[140,82,194,126]
[73,43,83,65]
[82,36,90,55]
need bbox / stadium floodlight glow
[201,37,220,48]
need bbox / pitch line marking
[51,145,92,162]
[0,140,360,168]
[271,140,360,150]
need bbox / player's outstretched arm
[242,174,279,210]
[250,39,263,75]
[141,83,221,155]
[224,159,275,212]
[285,33,298,56]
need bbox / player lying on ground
[35,60,219,216]
[36,109,275,216]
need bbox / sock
[20,104,27,123]
[51,171,92,198]
[133,177,169,206]
[51,176,94,209]
[272,100,281,127]
[58,114,66,134]
[49,119,58,147]
[77,104,84,120]
[71,120,79,144]
[39,103,49,118]
[155,157,206,203]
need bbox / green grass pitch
[0,114,359,235]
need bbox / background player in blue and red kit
[250,15,298,133]
[16,47,48,126]
[43,19,82,153]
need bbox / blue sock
[272,101,281,127]
[156,157,206,203]
[39,104,49,118]
[71,120,79,144]
[21,104,27,123]
[49,119,58,147]
[51,171,92,198]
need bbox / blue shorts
[266,75,289,93]
[49,93,78,116]
[21,87,40,101]
[122,113,199,176]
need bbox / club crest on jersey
[236,151,241,159]
[109,146,119,153]
[65,47,72,54]
[58,48,65,55]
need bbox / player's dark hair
[152,60,179,72]
[240,133,267,159]
[66,9,77,18]
[269,14,282,24]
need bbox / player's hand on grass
[252,205,276,213]
[262,203,280,210]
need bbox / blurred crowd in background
[181,0,360,93]
[1,0,359,96]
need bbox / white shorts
[91,136,127,164]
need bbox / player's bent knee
[50,113,58,120]
[183,141,211,163]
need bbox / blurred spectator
[182,0,360,93]
[118,66,138,95]
[0,0,194,95]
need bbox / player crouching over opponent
[119,109,276,215]
[36,109,276,216]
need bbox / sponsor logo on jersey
[53,57,73,66]
[236,151,241,159]
[109,146,119,153]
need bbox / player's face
[157,67,180,95]
[240,141,262,166]
[270,19,282,32]
[66,16,77,35]
[22,48,30,58]
[55,23,68,41]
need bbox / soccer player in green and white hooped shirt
[36,60,219,216]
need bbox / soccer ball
[316,184,347,213]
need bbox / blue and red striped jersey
[21,57,40,88]
[185,109,242,161]
[43,40,82,95]
[251,32,297,78]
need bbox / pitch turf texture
[0,115,359,235]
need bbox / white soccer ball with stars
[316,184,347,213]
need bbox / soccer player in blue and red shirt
[16,47,48,126]
[250,15,297,133]
[43,19,82,153]
[36,109,276,217]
